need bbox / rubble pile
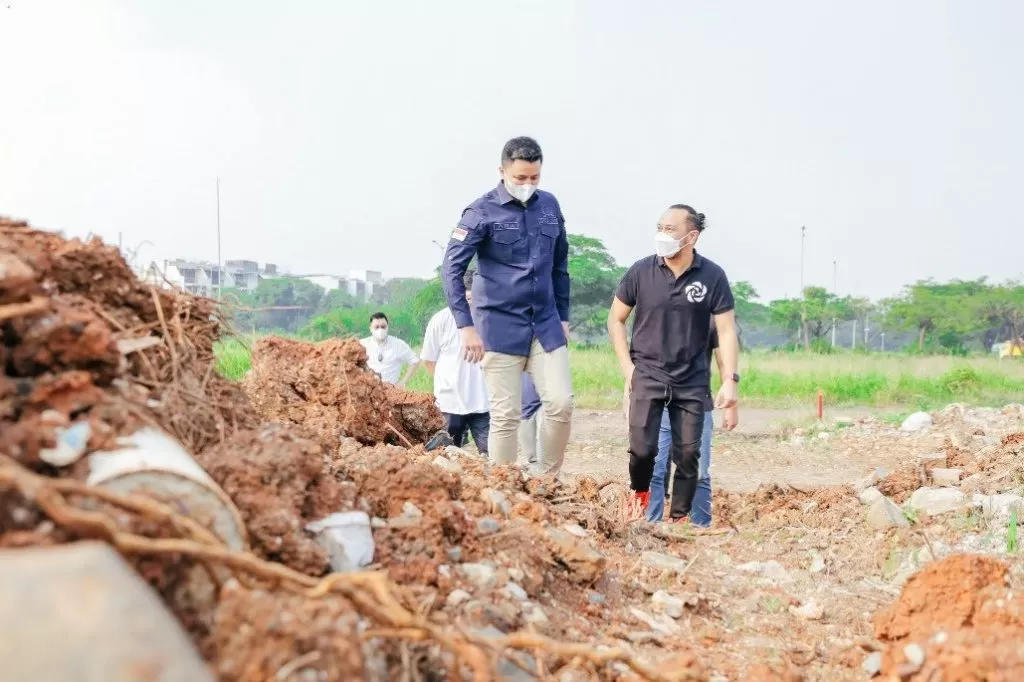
[242,335,443,447]
[0,216,256,470]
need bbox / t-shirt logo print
[685,281,708,303]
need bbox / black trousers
[444,412,490,455]
[628,372,704,519]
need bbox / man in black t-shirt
[607,204,740,522]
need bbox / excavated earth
[5,216,1024,681]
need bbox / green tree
[885,279,989,352]
[731,280,769,325]
[566,234,625,338]
[981,281,1024,345]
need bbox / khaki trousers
[482,340,572,475]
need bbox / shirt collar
[495,181,537,206]
[657,249,704,273]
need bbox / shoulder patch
[451,227,468,242]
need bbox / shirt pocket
[489,222,528,263]
[539,222,559,257]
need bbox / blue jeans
[647,411,713,525]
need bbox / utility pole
[881,332,886,352]
[216,177,222,301]
[830,257,837,348]
[852,319,857,349]
[800,226,808,350]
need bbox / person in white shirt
[421,270,491,456]
[360,312,420,386]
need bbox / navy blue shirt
[442,182,570,357]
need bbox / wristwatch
[728,373,740,384]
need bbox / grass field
[214,338,1024,410]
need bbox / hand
[561,321,571,341]
[723,404,739,431]
[460,326,485,363]
[714,378,738,410]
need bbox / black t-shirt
[615,251,735,399]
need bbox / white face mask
[505,180,537,203]
[655,232,683,258]
[372,327,388,342]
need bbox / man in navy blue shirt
[442,136,573,476]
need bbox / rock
[862,651,883,676]
[503,583,528,602]
[387,515,421,529]
[446,589,472,608]
[0,542,215,682]
[930,468,962,486]
[599,482,629,505]
[867,496,911,529]
[736,560,793,583]
[808,552,827,574]
[459,563,498,589]
[909,487,968,516]
[641,551,688,573]
[629,607,681,635]
[39,421,91,467]
[447,546,463,562]
[587,591,606,605]
[817,431,831,441]
[481,488,512,517]
[522,602,549,627]
[918,453,947,468]
[834,416,855,426]
[901,412,933,432]
[432,455,463,475]
[371,516,387,529]
[508,567,525,582]
[402,501,424,518]
[445,445,476,459]
[651,591,685,619]
[859,487,884,505]
[544,528,605,583]
[973,493,1024,518]
[305,511,375,572]
[789,599,824,620]
[903,642,926,668]
[476,518,501,535]
[562,523,588,538]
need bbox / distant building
[144,258,280,297]
[142,258,384,301]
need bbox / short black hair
[501,136,543,165]
[668,204,707,232]
[463,269,475,290]
[369,312,389,325]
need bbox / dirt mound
[876,462,928,502]
[874,553,1008,643]
[196,423,349,575]
[242,336,442,448]
[873,554,1024,680]
[945,431,1024,494]
[0,216,254,470]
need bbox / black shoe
[425,430,454,452]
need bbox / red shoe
[635,491,650,508]
[631,491,650,518]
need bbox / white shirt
[360,335,418,384]
[420,308,490,415]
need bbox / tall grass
[214,339,1024,410]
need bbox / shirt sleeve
[442,208,487,329]
[709,270,736,315]
[552,204,570,322]
[420,316,440,362]
[614,265,639,307]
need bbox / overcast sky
[1,0,1021,301]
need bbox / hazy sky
[2,0,1021,301]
